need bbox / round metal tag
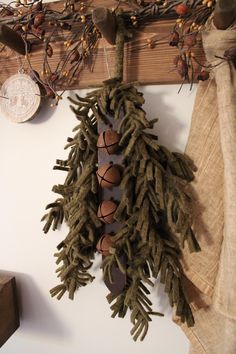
[0,73,41,123]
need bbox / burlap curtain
[176,25,236,353]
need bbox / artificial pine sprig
[42,93,103,300]
[42,12,200,341]
[86,78,199,340]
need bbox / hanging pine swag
[42,15,200,342]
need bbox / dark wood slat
[0,0,205,89]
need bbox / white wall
[0,84,196,354]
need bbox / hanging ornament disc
[0,72,41,123]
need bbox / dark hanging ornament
[104,254,127,296]
[96,234,113,256]
[96,163,121,188]
[97,129,121,155]
[97,200,118,224]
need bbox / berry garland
[0,0,216,103]
[42,15,201,341]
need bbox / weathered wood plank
[0,1,205,89]
[0,276,20,347]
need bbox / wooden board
[0,276,20,347]
[0,0,205,89]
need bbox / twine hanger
[102,37,112,79]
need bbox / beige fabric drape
[176,26,236,353]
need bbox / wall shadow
[139,86,195,152]
[29,99,57,125]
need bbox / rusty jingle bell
[96,234,113,256]
[96,163,121,188]
[97,200,118,224]
[97,129,121,155]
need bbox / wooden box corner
[0,276,20,347]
